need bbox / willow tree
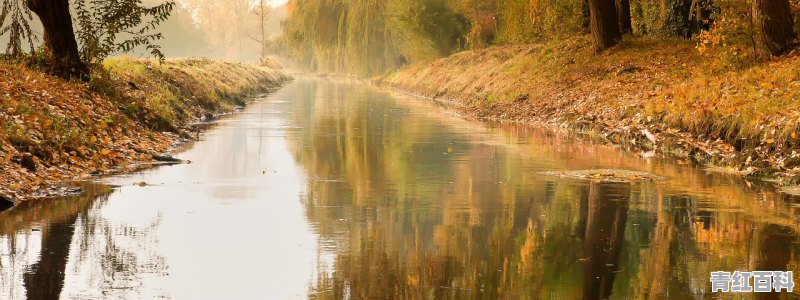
[388,0,468,62]
[0,0,36,56]
[286,0,502,74]
[26,0,89,80]
[588,0,621,51]
[753,0,797,56]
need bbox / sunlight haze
[2,0,800,299]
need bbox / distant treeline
[0,0,287,63]
[278,0,800,75]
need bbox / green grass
[101,57,289,131]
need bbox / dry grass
[102,57,289,130]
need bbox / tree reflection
[581,183,630,300]
[0,184,167,299]
[22,213,78,300]
[0,184,107,299]
[755,224,796,300]
[287,79,800,299]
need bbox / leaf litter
[0,58,288,202]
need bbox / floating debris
[780,186,800,196]
[539,169,665,183]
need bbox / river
[1,77,799,299]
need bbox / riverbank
[0,58,289,201]
[377,36,800,185]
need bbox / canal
[1,77,799,299]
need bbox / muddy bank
[0,58,290,202]
[376,36,800,185]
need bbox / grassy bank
[0,58,289,200]
[378,36,800,184]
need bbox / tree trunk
[25,0,89,81]
[260,0,267,60]
[616,0,632,34]
[589,0,622,51]
[582,0,591,34]
[753,0,797,56]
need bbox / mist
[0,0,289,63]
[154,0,288,62]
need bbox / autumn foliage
[0,59,287,199]
[379,36,800,183]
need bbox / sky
[269,0,288,7]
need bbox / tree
[616,0,632,34]
[26,0,89,81]
[249,0,271,61]
[183,0,251,61]
[753,0,797,56]
[18,0,173,81]
[224,0,249,61]
[588,0,621,51]
[149,1,210,58]
[73,0,175,65]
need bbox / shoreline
[379,83,778,184]
[375,37,800,188]
[0,58,291,204]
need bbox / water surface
[2,77,799,299]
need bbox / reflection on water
[582,184,629,300]
[0,185,109,299]
[2,77,800,299]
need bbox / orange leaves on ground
[1,58,285,200]
[0,62,176,199]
